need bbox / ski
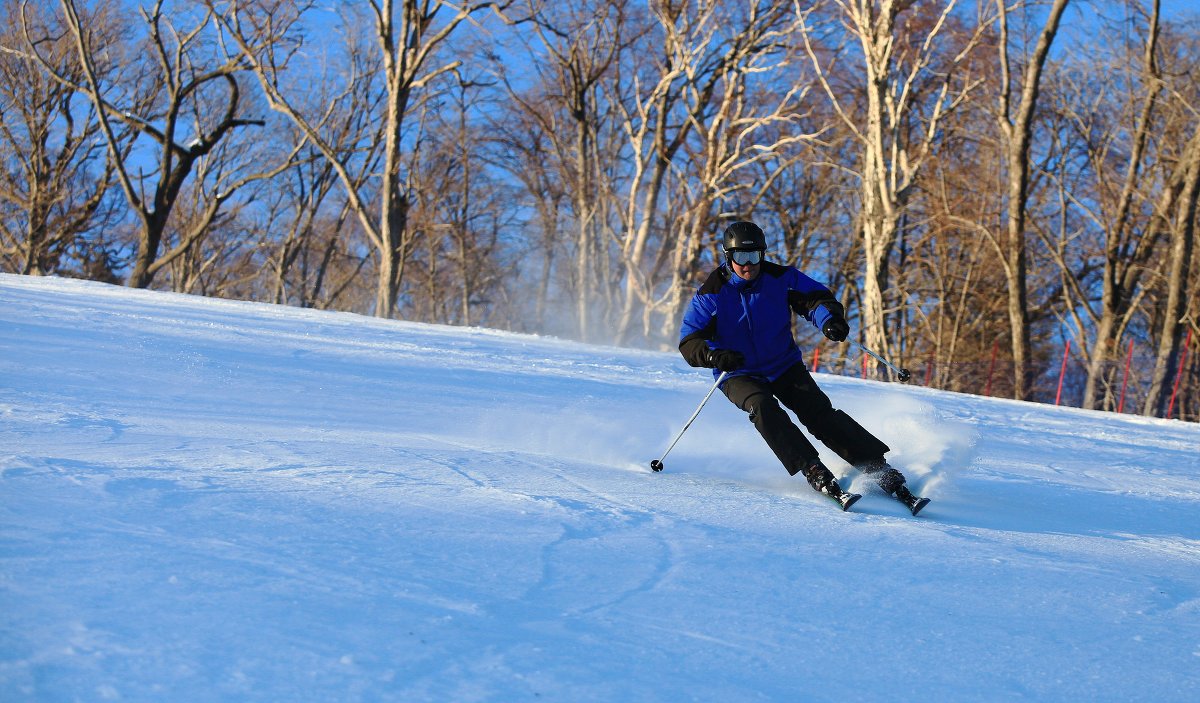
[838,491,928,515]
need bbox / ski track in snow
[2,273,1199,702]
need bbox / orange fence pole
[1117,339,1134,413]
[984,340,999,396]
[1166,328,1193,420]
[1055,340,1071,406]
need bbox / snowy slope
[1,273,1198,703]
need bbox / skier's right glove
[707,348,745,372]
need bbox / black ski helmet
[722,221,766,251]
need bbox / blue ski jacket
[678,261,843,381]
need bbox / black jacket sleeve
[679,317,717,368]
[788,289,844,323]
[678,268,727,368]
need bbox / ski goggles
[727,249,764,265]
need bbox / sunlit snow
[2,273,1198,702]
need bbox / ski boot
[894,484,931,516]
[801,460,861,512]
[858,458,930,516]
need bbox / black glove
[821,315,850,342]
[707,348,745,372]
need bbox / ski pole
[650,371,729,472]
[850,340,912,382]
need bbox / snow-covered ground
[2,273,1198,702]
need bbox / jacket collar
[723,263,761,291]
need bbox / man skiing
[677,221,929,515]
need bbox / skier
[677,221,929,514]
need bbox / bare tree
[249,31,387,312]
[798,0,989,373]
[404,72,513,326]
[217,0,513,318]
[0,0,117,276]
[909,113,1013,394]
[160,128,297,296]
[504,0,629,341]
[260,150,374,312]
[607,0,817,345]
[1130,11,1200,416]
[1037,1,1164,410]
[24,0,284,288]
[655,1,819,332]
[1144,118,1200,415]
[485,99,568,332]
[990,0,1070,399]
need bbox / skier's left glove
[821,314,849,342]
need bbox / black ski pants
[720,362,890,476]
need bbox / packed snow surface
[2,273,1199,702]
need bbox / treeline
[1,0,1197,420]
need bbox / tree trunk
[1082,0,1162,410]
[575,148,594,342]
[1144,127,1200,416]
[995,0,1070,400]
[128,214,167,289]
[856,0,899,367]
[1002,135,1034,399]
